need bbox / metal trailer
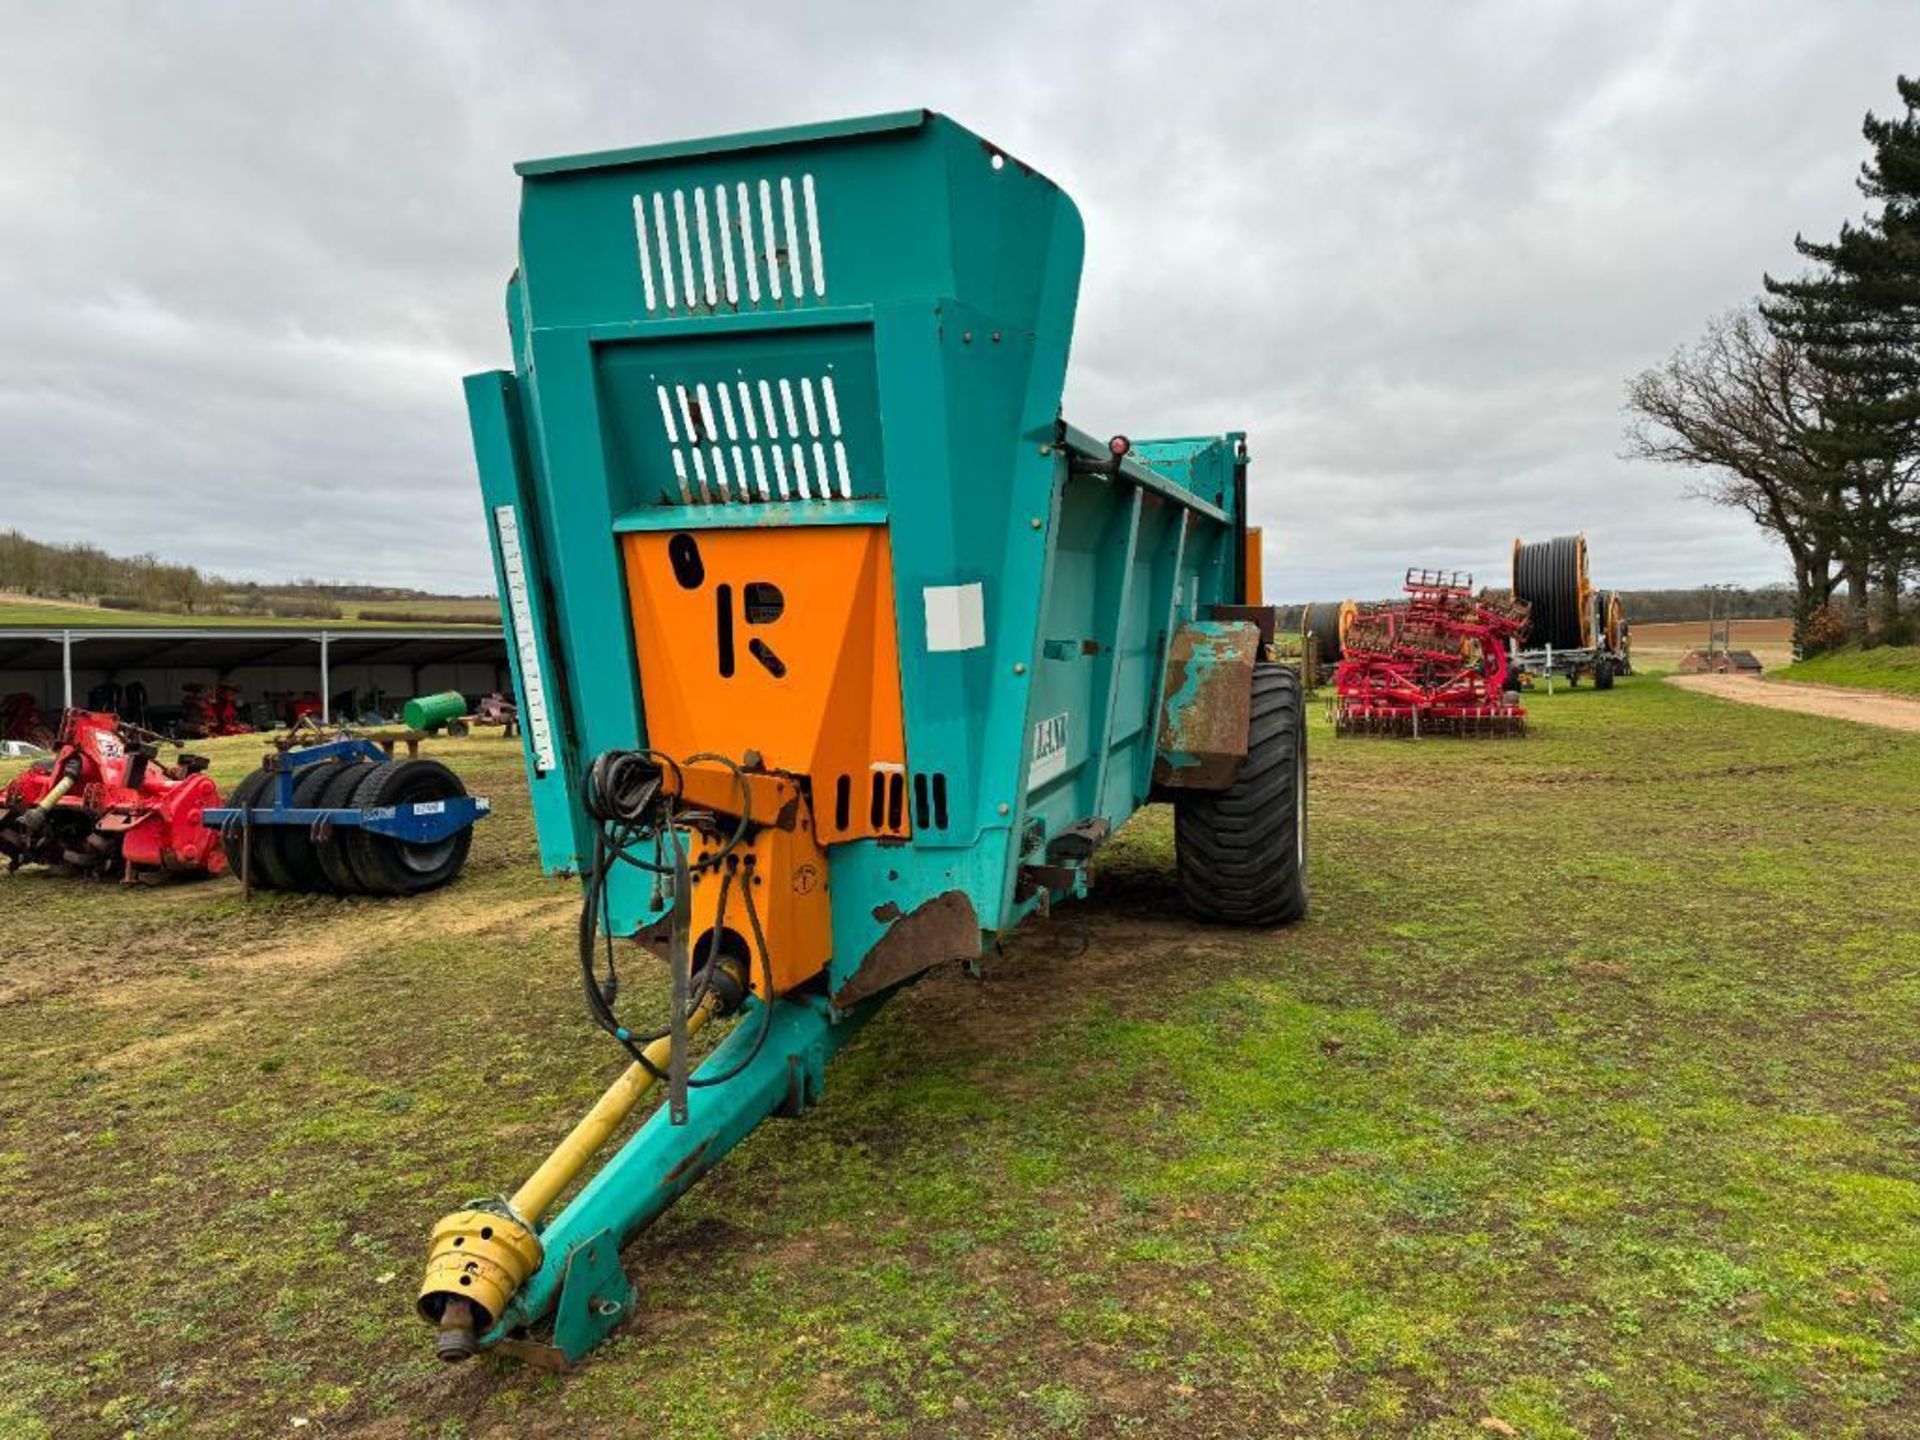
[1509,539,1631,690]
[1507,644,1624,690]
[1508,591,1633,691]
[418,109,1307,1367]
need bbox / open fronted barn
[0,624,508,735]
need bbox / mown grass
[2,681,1918,1438]
[1781,645,1920,697]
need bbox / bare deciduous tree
[1625,307,1849,626]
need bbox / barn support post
[62,630,74,711]
[320,632,332,723]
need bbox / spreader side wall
[1019,465,1236,862]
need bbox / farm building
[0,624,509,732]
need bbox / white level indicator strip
[493,504,558,775]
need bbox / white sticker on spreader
[923,582,985,653]
[1028,712,1069,788]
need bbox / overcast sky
[2,1,1914,600]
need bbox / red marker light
[1108,435,1130,458]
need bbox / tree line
[1626,76,1919,650]
[0,528,227,614]
[0,529,482,620]
[1275,584,1794,636]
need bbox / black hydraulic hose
[575,748,777,1091]
[685,877,778,1089]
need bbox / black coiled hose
[1512,535,1590,650]
[1302,601,1350,666]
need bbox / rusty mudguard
[1151,619,1263,792]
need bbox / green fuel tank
[402,691,467,732]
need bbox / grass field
[1780,645,1920,698]
[3,679,1918,1438]
[339,598,501,624]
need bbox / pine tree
[1763,76,1920,632]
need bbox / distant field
[1781,644,1920,697]
[0,601,331,628]
[1630,617,1795,671]
[0,593,499,629]
[339,597,499,623]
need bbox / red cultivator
[0,710,228,880]
[1333,570,1531,736]
[182,681,253,738]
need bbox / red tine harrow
[1332,569,1530,737]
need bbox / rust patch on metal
[834,889,981,1007]
[1208,604,1278,649]
[663,1137,713,1189]
[871,900,903,923]
[1154,622,1259,791]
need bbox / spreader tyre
[1173,662,1308,926]
[345,758,474,896]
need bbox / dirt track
[1666,672,1920,732]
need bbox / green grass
[3,681,1919,1437]
[341,598,499,623]
[1780,644,1920,697]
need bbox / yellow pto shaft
[511,994,718,1221]
[416,990,721,1359]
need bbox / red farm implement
[0,709,228,880]
[3,692,51,747]
[1333,570,1530,737]
[182,681,253,738]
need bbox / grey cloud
[0,0,1912,597]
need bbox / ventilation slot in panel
[913,772,952,832]
[652,373,855,508]
[633,173,826,317]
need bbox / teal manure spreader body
[418,109,1308,1366]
